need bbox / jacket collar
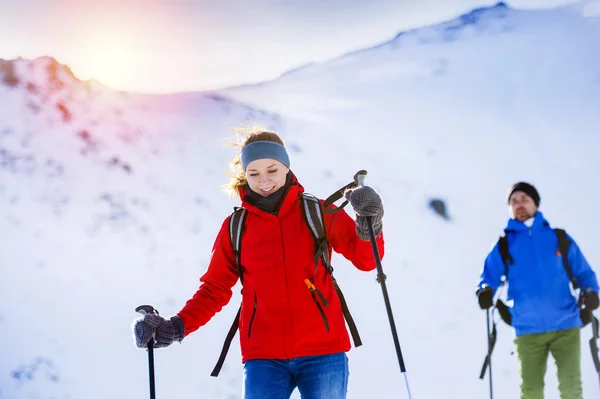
[505,211,549,232]
[238,172,305,217]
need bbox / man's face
[509,191,538,222]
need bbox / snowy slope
[2,2,600,399]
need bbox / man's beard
[515,208,533,221]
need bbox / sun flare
[79,34,141,89]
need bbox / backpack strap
[494,233,514,326]
[229,207,248,285]
[554,228,578,290]
[300,193,362,348]
[301,193,330,269]
[210,306,241,377]
[211,207,247,377]
[497,233,514,281]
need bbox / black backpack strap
[497,233,514,281]
[301,193,362,347]
[488,233,514,333]
[229,207,248,285]
[211,207,247,377]
[554,228,578,290]
[211,306,241,377]
[301,193,330,268]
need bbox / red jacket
[177,175,385,362]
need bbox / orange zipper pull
[304,279,315,291]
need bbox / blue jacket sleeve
[567,234,599,292]
[477,242,505,292]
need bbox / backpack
[210,192,361,377]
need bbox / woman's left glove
[344,185,384,241]
[133,314,185,349]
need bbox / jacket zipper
[248,291,257,338]
[529,226,546,330]
[305,279,330,332]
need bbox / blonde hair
[224,126,286,199]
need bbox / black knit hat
[507,182,540,207]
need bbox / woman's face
[245,158,289,197]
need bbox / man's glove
[583,288,599,310]
[344,186,384,241]
[477,286,494,310]
[133,314,185,349]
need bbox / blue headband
[241,141,290,171]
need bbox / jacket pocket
[305,279,329,332]
[248,291,258,338]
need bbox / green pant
[515,328,581,399]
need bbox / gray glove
[344,185,384,241]
[133,314,185,349]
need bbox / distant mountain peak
[483,1,508,11]
[0,56,100,96]
[461,1,510,22]
[392,1,511,42]
[444,1,510,32]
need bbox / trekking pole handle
[135,305,160,348]
[354,170,367,187]
[136,305,159,316]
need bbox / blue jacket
[478,211,599,336]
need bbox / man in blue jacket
[477,182,599,399]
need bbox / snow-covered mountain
[2,2,600,398]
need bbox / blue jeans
[243,352,349,399]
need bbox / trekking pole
[590,314,600,388]
[486,308,494,399]
[136,305,159,399]
[354,170,412,399]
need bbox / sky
[0,0,583,93]
[1,2,600,398]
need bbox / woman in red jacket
[133,128,385,399]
